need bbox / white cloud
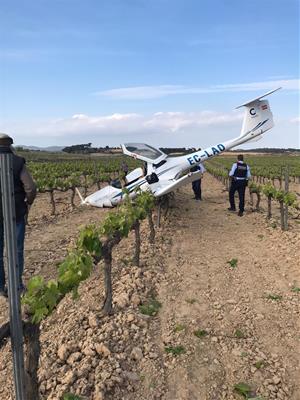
[268,75,294,80]
[94,85,190,99]
[33,110,243,138]
[290,116,300,124]
[215,79,299,92]
[144,110,242,133]
[95,79,299,100]
[3,110,299,148]
[34,112,143,137]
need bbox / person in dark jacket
[228,154,251,216]
[190,163,206,200]
[0,134,37,296]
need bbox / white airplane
[77,88,280,207]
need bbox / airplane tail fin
[237,88,281,140]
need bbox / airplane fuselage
[81,89,279,207]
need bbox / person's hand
[25,204,31,225]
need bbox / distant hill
[16,145,64,152]
[230,148,300,153]
[15,145,300,154]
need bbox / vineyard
[0,152,299,400]
[206,154,300,231]
[205,154,300,187]
[26,157,140,214]
[26,153,300,231]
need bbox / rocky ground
[0,173,299,400]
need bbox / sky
[0,0,299,149]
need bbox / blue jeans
[0,218,26,289]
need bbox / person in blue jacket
[228,154,251,216]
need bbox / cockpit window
[125,143,164,160]
[111,179,122,189]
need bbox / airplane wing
[153,170,203,197]
[121,143,167,164]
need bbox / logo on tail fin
[249,119,269,134]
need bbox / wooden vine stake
[267,196,272,219]
[284,166,289,231]
[255,190,261,211]
[102,235,121,315]
[156,200,162,228]
[102,241,114,315]
[148,210,155,244]
[249,187,254,207]
[279,199,285,230]
[70,187,76,209]
[24,321,41,400]
[133,220,141,267]
[49,190,56,215]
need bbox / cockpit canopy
[122,143,167,164]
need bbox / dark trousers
[192,179,202,200]
[229,180,247,212]
[0,217,26,289]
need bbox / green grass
[266,294,282,301]
[291,286,300,293]
[233,382,252,398]
[139,298,162,316]
[235,329,245,339]
[165,345,185,356]
[185,298,197,304]
[227,258,238,268]
[62,394,82,400]
[254,360,265,369]
[120,257,130,266]
[149,382,157,389]
[174,324,186,332]
[194,329,208,338]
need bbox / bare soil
[154,175,300,400]
[0,173,299,400]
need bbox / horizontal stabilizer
[237,88,281,139]
[236,87,281,109]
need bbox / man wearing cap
[0,134,37,296]
[228,154,251,217]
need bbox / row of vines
[0,190,159,399]
[26,157,140,214]
[206,161,299,231]
[206,155,300,187]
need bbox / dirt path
[156,174,299,400]
[0,174,299,400]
